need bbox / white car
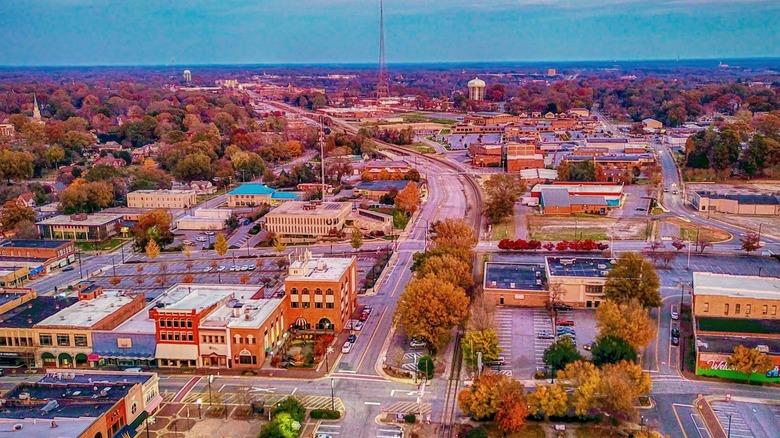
[195,236,207,242]
[217,266,226,272]
[202,267,212,272]
[229,266,237,272]
[240,265,248,271]
[204,231,216,236]
[353,321,364,331]
[341,342,353,354]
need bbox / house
[190,180,217,195]
[94,156,126,168]
[15,192,35,208]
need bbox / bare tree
[467,288,496,332]
[389,345,406,368]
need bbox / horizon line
[1,56,780,69]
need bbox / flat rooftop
[0,417,94,438]
[697,316,780,335]
[696,333,780,356]
[484,262,546,291]
[37,214,123,227]
[112,301,157,334]
[0,296,78,328]
[355,180,412,191]
[0,239,71,249]
[39,370,154,386]
[693,272,780,300]
[155,284,262,312]
[695,192,780,205]
[0,382,131,420]
[37,291,136,328]
[128,189,195,195]
[0,267,24,276]
[201,297,284,329]
[287,255,353,282]
[546,257,614,278]
[267,201,351,217]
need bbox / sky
[0,0,779,66]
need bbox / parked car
[247,265,256,271]
[196,236,207,242]
[557,329,576,335]
[485,356,507,368]
[671,304,679,320]
[203,267,212,272]
[537,331,555,339]
[409,339,426,349]
[204,231,216,236]
[553,303,572,311]
[347,334,357,343]
[671,327,680,338]
[583,342,594,351]
[556,319,574,326]
[240,265,248,271]
[217,266,226,272]
[363,305,373,315]
[353,321,364,331]
[62,266,74,272]
[341,342,353,354]
[671,335,680,346]
[182,240,192,246]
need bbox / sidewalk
[696,396,727,438]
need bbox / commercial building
[0,239,76,273]
[227,183,299,207]
[354,180,413,201]
[265,201,352,243]
[37,213,124,242]
[285,250,358,333]
[0,266,29,287]
[34,290,145,368]
[126,189,197,209]
[362,160,413,179]
[0,370,160,438]
[506,141,545,171]
[176,208,232,231]
[691,192,780,215]
[544,257,613,308]
[692,273,780,382]
[0,290,78,368]
[532,183,624,215]
[482,262,548,307]
[348,209,394,234]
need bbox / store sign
[117,338,133,348]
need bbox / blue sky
[1,0,778,66]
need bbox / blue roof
[228,183,276,196]
[272,192,299,199]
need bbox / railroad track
[438,327,464,438]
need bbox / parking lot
[610,185,654,219]
[710,400,780,438]
[489,307,599,379]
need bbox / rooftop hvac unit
[536,271,541,278]
[490,281,497,287]
[600,271,608,276]
[560,259,574,265]
[536,279,542,286]
[510,283,516,289]
[757,345,769,353]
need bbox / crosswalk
[376,425,404,438]
[494,308,514,376]
[180,390,345,413]
[384,401,432,416]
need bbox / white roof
[38,291,136,328]
[693,272,780,300]
[468,77,486,87]
[200,298,284,329]
[155,284,261,313]
[287,254,354,282]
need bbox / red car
[556,319,574,326]
[359,313,369,322]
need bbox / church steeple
[32,94,41,120]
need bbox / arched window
[290,288,298,295]
[234,334,242,344]
[247,335,256,345]
[326,288,334,295]
[302,288,310,295]
[315,288,322,295]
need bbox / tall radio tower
[376,0,389,99]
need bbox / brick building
[264,201,353,242]
[285,251,358,333]
[482,262,548,307]
[37,213,123,242]
[126,189,197,209]
[544,257,613,308]
[0,239,76,273]
[691,192,780,216]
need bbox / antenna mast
[376,0,389,99]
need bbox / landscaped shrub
[404,413,416,423]
[310,409,341,420]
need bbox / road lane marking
[356,307,388,372]
[291,387,298,395]
[672,403,690,438]
[364,401,381,405]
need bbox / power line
[376,0,389,99]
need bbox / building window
[166,320,172,327]
[724,303,729,315]
[187,333,193,342]
[315,302,323,309]
[302,288,310,295]
[585,285,603,295]
[234,335,242,344]
[57,334,70,346]
[187,320,193,328]
[174,333,181,341]
[763,305,768,315]
[239,355,253,365]
[773,305,777,316]
[159,320,164,327]
[703,302,709,312]
[735,304,741,315]
[746,304,751,315]
[326,303,334,309]
[303,302,310,309]
[74,335,88,347]
[291,302,299,308]
[173,320,179,328]
[315,288,322,295]
[161,333,167,341]
[326,288,334,295]
[39,334,52,346]
[248,335,255,344]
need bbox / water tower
[183,70,192,83]
[468,77,485,101]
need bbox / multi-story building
[34,290,145,368]
[265,201,353,243]
[285,251,358,333]
[37,213,123,242]
[691,192,780,216]
[227,183,299,207]
[692,273,780,382]
[0,239,76,273]
[354,180,414,201]
[544,257,613,308]
[0,289,78,368]
[126,189,197,209]
[506,141,545,171]
[482,262,548,307]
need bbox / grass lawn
[527,216,649,241]
[197,192,222,203]
[473,423,546,437]
[650,207,665,215]
[489,218,516,241]
[75,238,129,252]
[662,218,731,242]
[401,143,437,154]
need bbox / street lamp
[197,398,202,419]
[324,346,334,375]
[145,416,155,438]
[330,378,335,411]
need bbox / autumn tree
[415,253,474,291]
[557,361,600,416]
[483,173,526,224]
[495,383,528,434]
[132,209,174,251]
[596,299,657,351]
[457,374,523,421]
[393,274,469,350]
[13,220,39,239]
[461,328,502,369]
[726,345,774,383]
[214,233,228,256]
[740,231,761,254]
[603,252,661,308]
[526,384,569,420]
[597,361,652,420]
[60,180,115,214]
[429,218,478,254]
[394,183,421,214]
[1,201,36,231]
[543,337,583,375]
[591,335,638,367]
[350,228,363,251]
[182,274,194,284]
[145,239,160,260]
[0,150,34,183]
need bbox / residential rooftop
[0,296,78,328]
[484,262,546,291]
[37,291,137,328]
[36,213,123,227]
[546,257,614,278]
[693,272,780,300]
[0,239,72,249]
